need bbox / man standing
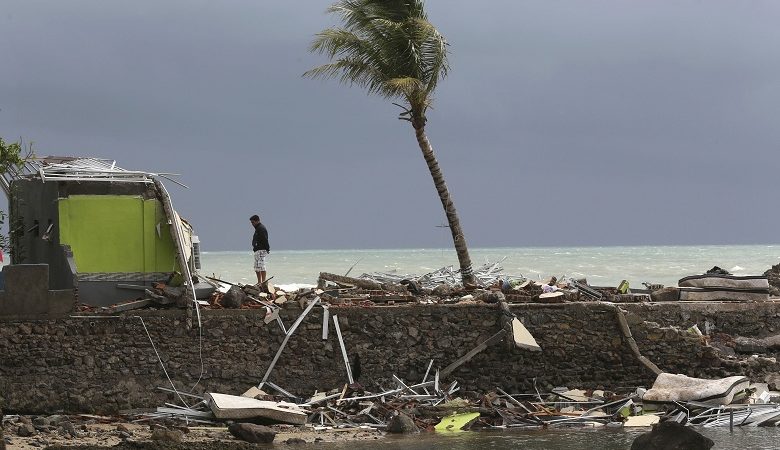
[250,214,270,286]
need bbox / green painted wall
[58,195,176,273]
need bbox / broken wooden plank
[440,329,507,379]
[302,392,342,406]
[511,318,541,352]
[333,315,354,384]
[265,381,297,400]
[263,306,280,325]
[259,297,321,388]
[156,407,213,418]
[322,305,330,340]
[496,387,537,416]
[145,289,174,305]
[105,298,153,313]
[319,272,382,290]
[116,283,151,291]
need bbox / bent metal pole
[258,297,321,390]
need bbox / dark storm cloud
[2,1,779,250]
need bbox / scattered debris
[434,412,480,432]
[73,258,776,317]
[642,374,750,406]
[37,260,780,447]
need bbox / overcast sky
[2,1,779,251]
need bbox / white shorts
[253,250,268,271]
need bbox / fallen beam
[318,272,406,292]
[319,272,382,290]
[333,315,354,384]
[259,297,321,388]
[105,298,153,313]
[440,329,507,379]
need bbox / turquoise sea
[200,244,780,289]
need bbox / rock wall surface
[1,302,777,414]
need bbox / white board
[512,318,541,352]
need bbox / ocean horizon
[199,244,780,289]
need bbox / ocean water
[200,244,780,288]
[309,427,780,450]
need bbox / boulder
[650,287,679,302]
[765,373,780,391]
[387,412,418,434]
[16,424,36,437]
[630,421,714,450]
[708,340,735,356]
[474,291,504,304]
[31,417,49,430]
[284,438,307,444]
[431,284,452,297]
[60,421,77,438]
[732,334,780,354]
[734,337,767,354]
[46,415,67,426]
[151,428,183,443]
[221,286,247,308]
[228,423,276,444]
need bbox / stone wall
[0,301,777,414]
[622,302,780,337]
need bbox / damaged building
[0,157,210,317]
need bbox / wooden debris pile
[297,378,646,432]
[76,278,216,313]
[136,378,646,433]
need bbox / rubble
[72,259,776,318]
[7,258,780,446]
[116,294,780,442]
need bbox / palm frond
[306,0,449,118]
[304,60,391,98]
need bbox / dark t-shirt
[252,222,270,252]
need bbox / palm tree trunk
[413,122,476,287]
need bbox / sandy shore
[1,417,384,449]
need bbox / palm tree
[305,0,476,286]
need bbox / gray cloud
[2,0,779,250]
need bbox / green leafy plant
[0,137,32,255]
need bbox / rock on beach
[228,423,276,444]
[631,421,714,450]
